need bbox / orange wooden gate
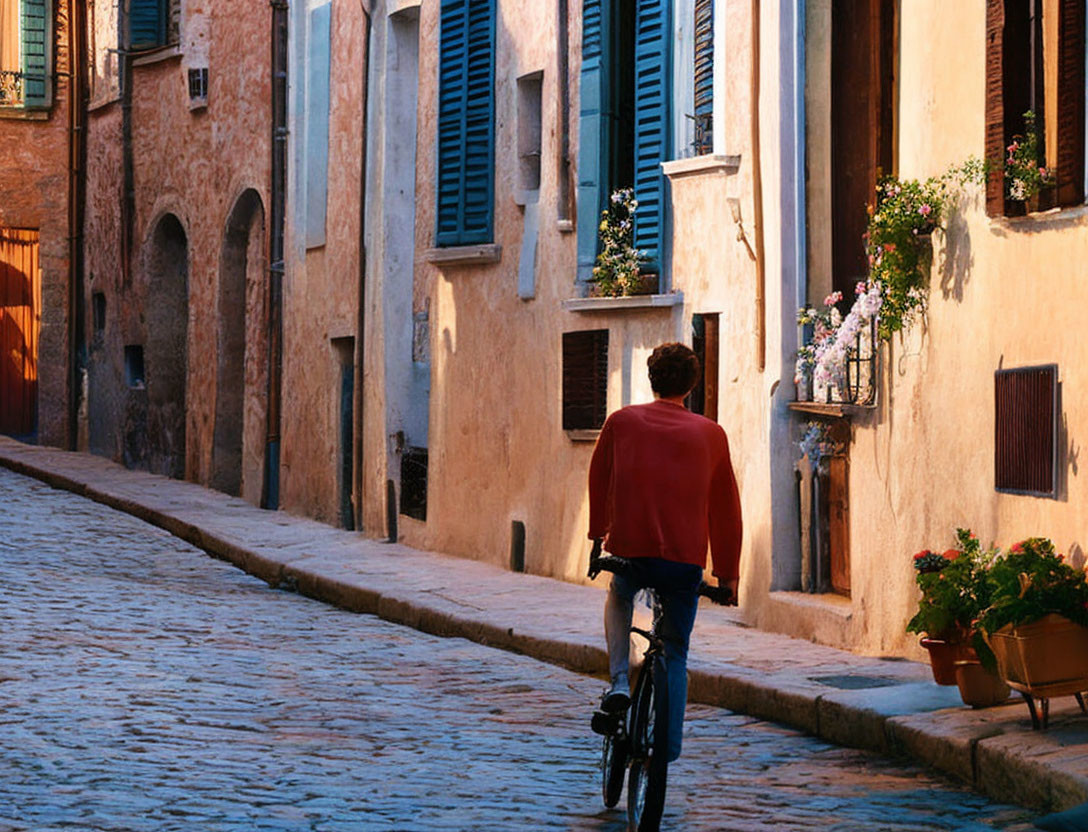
[0,228,41,436]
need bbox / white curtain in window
[0,0,19,76]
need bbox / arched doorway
[145,213,188,479]
[212,190,266,500]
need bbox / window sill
[565,429,600,442]
[424,243,502,267]
[562,292,683,313]
[768,590,853,619]
[990,201,1088,231]
[88,94,121,113]
[0,107,49,121]
[787,401,874,419]
[662,154,742,180]
[132,45,183,67]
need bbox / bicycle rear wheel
[626,654,669,832]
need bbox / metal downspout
[355,1,372,532]
[68,0,88,449]
[263,0,289,510]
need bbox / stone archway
[145,213,189,479]
[212,189,266,500]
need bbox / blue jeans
[604,557,702,762]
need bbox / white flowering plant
[810,282,883,401]
[1004,111,1052,203]
[795,291,843,388]
[798,421,844,471]
[591,188,646,297]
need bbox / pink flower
[1008,142,1019,153]
[855,281,867,296]
[919,204,932,217]
[868,254,876,265]
[1038,167,1048,178]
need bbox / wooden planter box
[987,614,1088,696]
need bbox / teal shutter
[129,0,167,51]
[436,0,495,247]
[20,0,49,108]
[693,0,714,155]
[633,0,671,269]
[576,0,607,284]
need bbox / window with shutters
[0,0,51,109]
[127,0,181,52]
[577,0,672,285]
[985,0,1085,215]
[562,329,609,432]
[691,0,713,156]
[436,0,496,248]
[995,364,1058,497]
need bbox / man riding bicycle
[588,342,742,763]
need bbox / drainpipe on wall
[68,0,89,450]
[750,0,766,372]
[263,0,289,510]
[354,0,372,532]
[792,0,806,321]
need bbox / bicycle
[588,544,735,831]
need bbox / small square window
[995,364,1058,497]
[562,329,608,431]
[188,67,208,108]
[124,345,145,389]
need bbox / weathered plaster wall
[83,0,270,497]
[0,0,72,447]
[280,0,364,524]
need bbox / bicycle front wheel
[627,653,669,832]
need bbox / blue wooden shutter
[129,0,167,51]
[633,0,670,269]
[576,0,607,284]
[20,0,49,107]
[436,0,495,247]
[693,0,713,155]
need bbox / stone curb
[2,438,1086,816]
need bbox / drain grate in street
[810,674,901,690]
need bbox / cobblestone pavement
[0,469,1039,832]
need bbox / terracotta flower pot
[920,637,974,686]
[954,660,1011,708]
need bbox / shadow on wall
[938,206,973,302]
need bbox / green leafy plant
[591,188,645,297]
[1004,111,1052,202]
[978,537,1088,636]
[907,528,996,644]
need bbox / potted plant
[978,538,1088,707]
[590,188,655,297]
[1003,111,1053,214]
[907,529,995,686]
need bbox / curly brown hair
[647,342,701,398]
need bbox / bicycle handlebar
[587,542,737,606]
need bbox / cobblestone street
[0,467,1039,832]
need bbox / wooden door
[0,228,40,436]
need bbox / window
[995,364,1058,497]
[0,0,51,108]
[577,0,672,283]
[985,0,1085,215]
[127,0,180,51]
[562,329,609,431]
[436,0,496,247]
[692,0,714,156]
[689,312,719,420]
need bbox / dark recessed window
[995,364,1058,497]
[562,329,608,431]
[400,446,428,522]
[188,67,208,102]
[92,292,106,334]
[124,345,145,389]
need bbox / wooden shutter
[633,0,670,270]
[129,0,166,50]
[995,365,1057,496]
[985,0,1007,216]
[20,0,48,107]
[1054,0,1085,206]
[693,0,713,156]
[436,0,495,247]
[576,0,607,283]
[562,329,608,431]
[0,229,40,436]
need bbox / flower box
[987,614,1088,695]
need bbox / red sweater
[587,400,742,580]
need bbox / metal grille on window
[188,68,208,102]
[562,329,608,431]
[994,364,1058,497]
